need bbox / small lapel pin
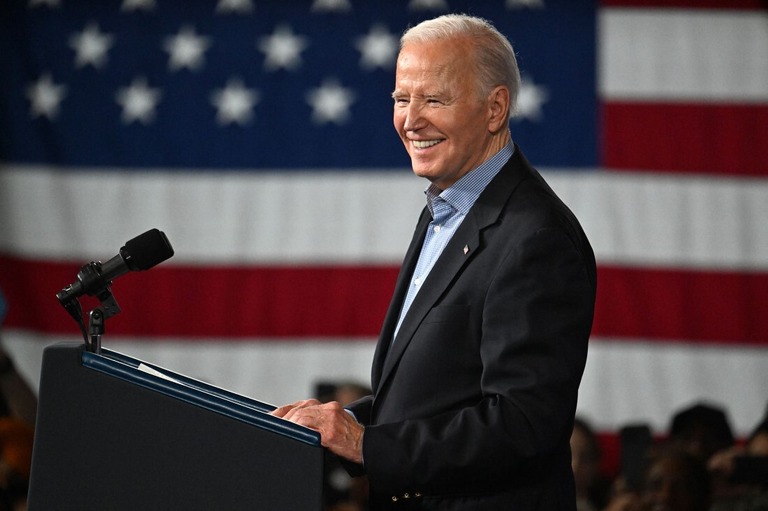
[463,245,469,255]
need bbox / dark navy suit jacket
[348,146,597,510]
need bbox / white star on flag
[355,24,399,70]
[211,78,260,126]
[25,73,67,120]
[515,77,549,122]
[163,26,212,72]
[69,22,114,69]
[258,25,309,72]
[407,0,449,10]
[120,0,155,11]
[310,0,352,12]
[215,0,254,14]
[306,78,356,125]
[506,0,545,8]
[28,0,61,8]
[115,77,162,124]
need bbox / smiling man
[391,30,512,190]
[273,14,597,510]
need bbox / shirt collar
[425,141,514,217]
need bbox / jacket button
[391,496,398,502]
[403,493,410,499]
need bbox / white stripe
[1,330,376,409]
[599,8,768,101]
[3,165,768,270]
[3,331,765,436]
[546,170,768,270]
[579,338,768,437]
[0,165,425,264]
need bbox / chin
[410,161,438,178]
[412,168,436,182]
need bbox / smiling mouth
[411,139,443,149]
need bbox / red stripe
[600,0,767,9]
[594,265,768,345]
[2,255,767,345]
[0,255,397,339]
[602,102,768,176]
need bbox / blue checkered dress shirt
[392,142,514,340]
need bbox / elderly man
[274,14,596,510]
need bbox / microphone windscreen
[122,229,175,270]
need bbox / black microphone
[56,228,174,303]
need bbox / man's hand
[272,399,364,465]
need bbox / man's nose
[403,103,426,132]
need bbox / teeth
[412,139,442,149]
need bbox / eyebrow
[391,90,445,99]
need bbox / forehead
[395,39,473,87]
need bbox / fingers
[270,399,322,418]
[271,400,364,464]
[280,400,338,425]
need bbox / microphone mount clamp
[56,260,122,354]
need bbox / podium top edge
[71,345,322,447]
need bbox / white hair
[401,14,521,117]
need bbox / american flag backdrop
[1,0,767,455]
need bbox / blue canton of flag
[0,0,596,169]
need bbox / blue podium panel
[28,344,323,511]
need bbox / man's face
[392,38,500,190]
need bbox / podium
[27,343,324,510]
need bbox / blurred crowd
[573,402,768,511]
[0,345,35,511]
[0,292,36,511]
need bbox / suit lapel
[373,150,530,393]
[370,207,430,391]
[377,215,482,385]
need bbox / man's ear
[487,86,511,134]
